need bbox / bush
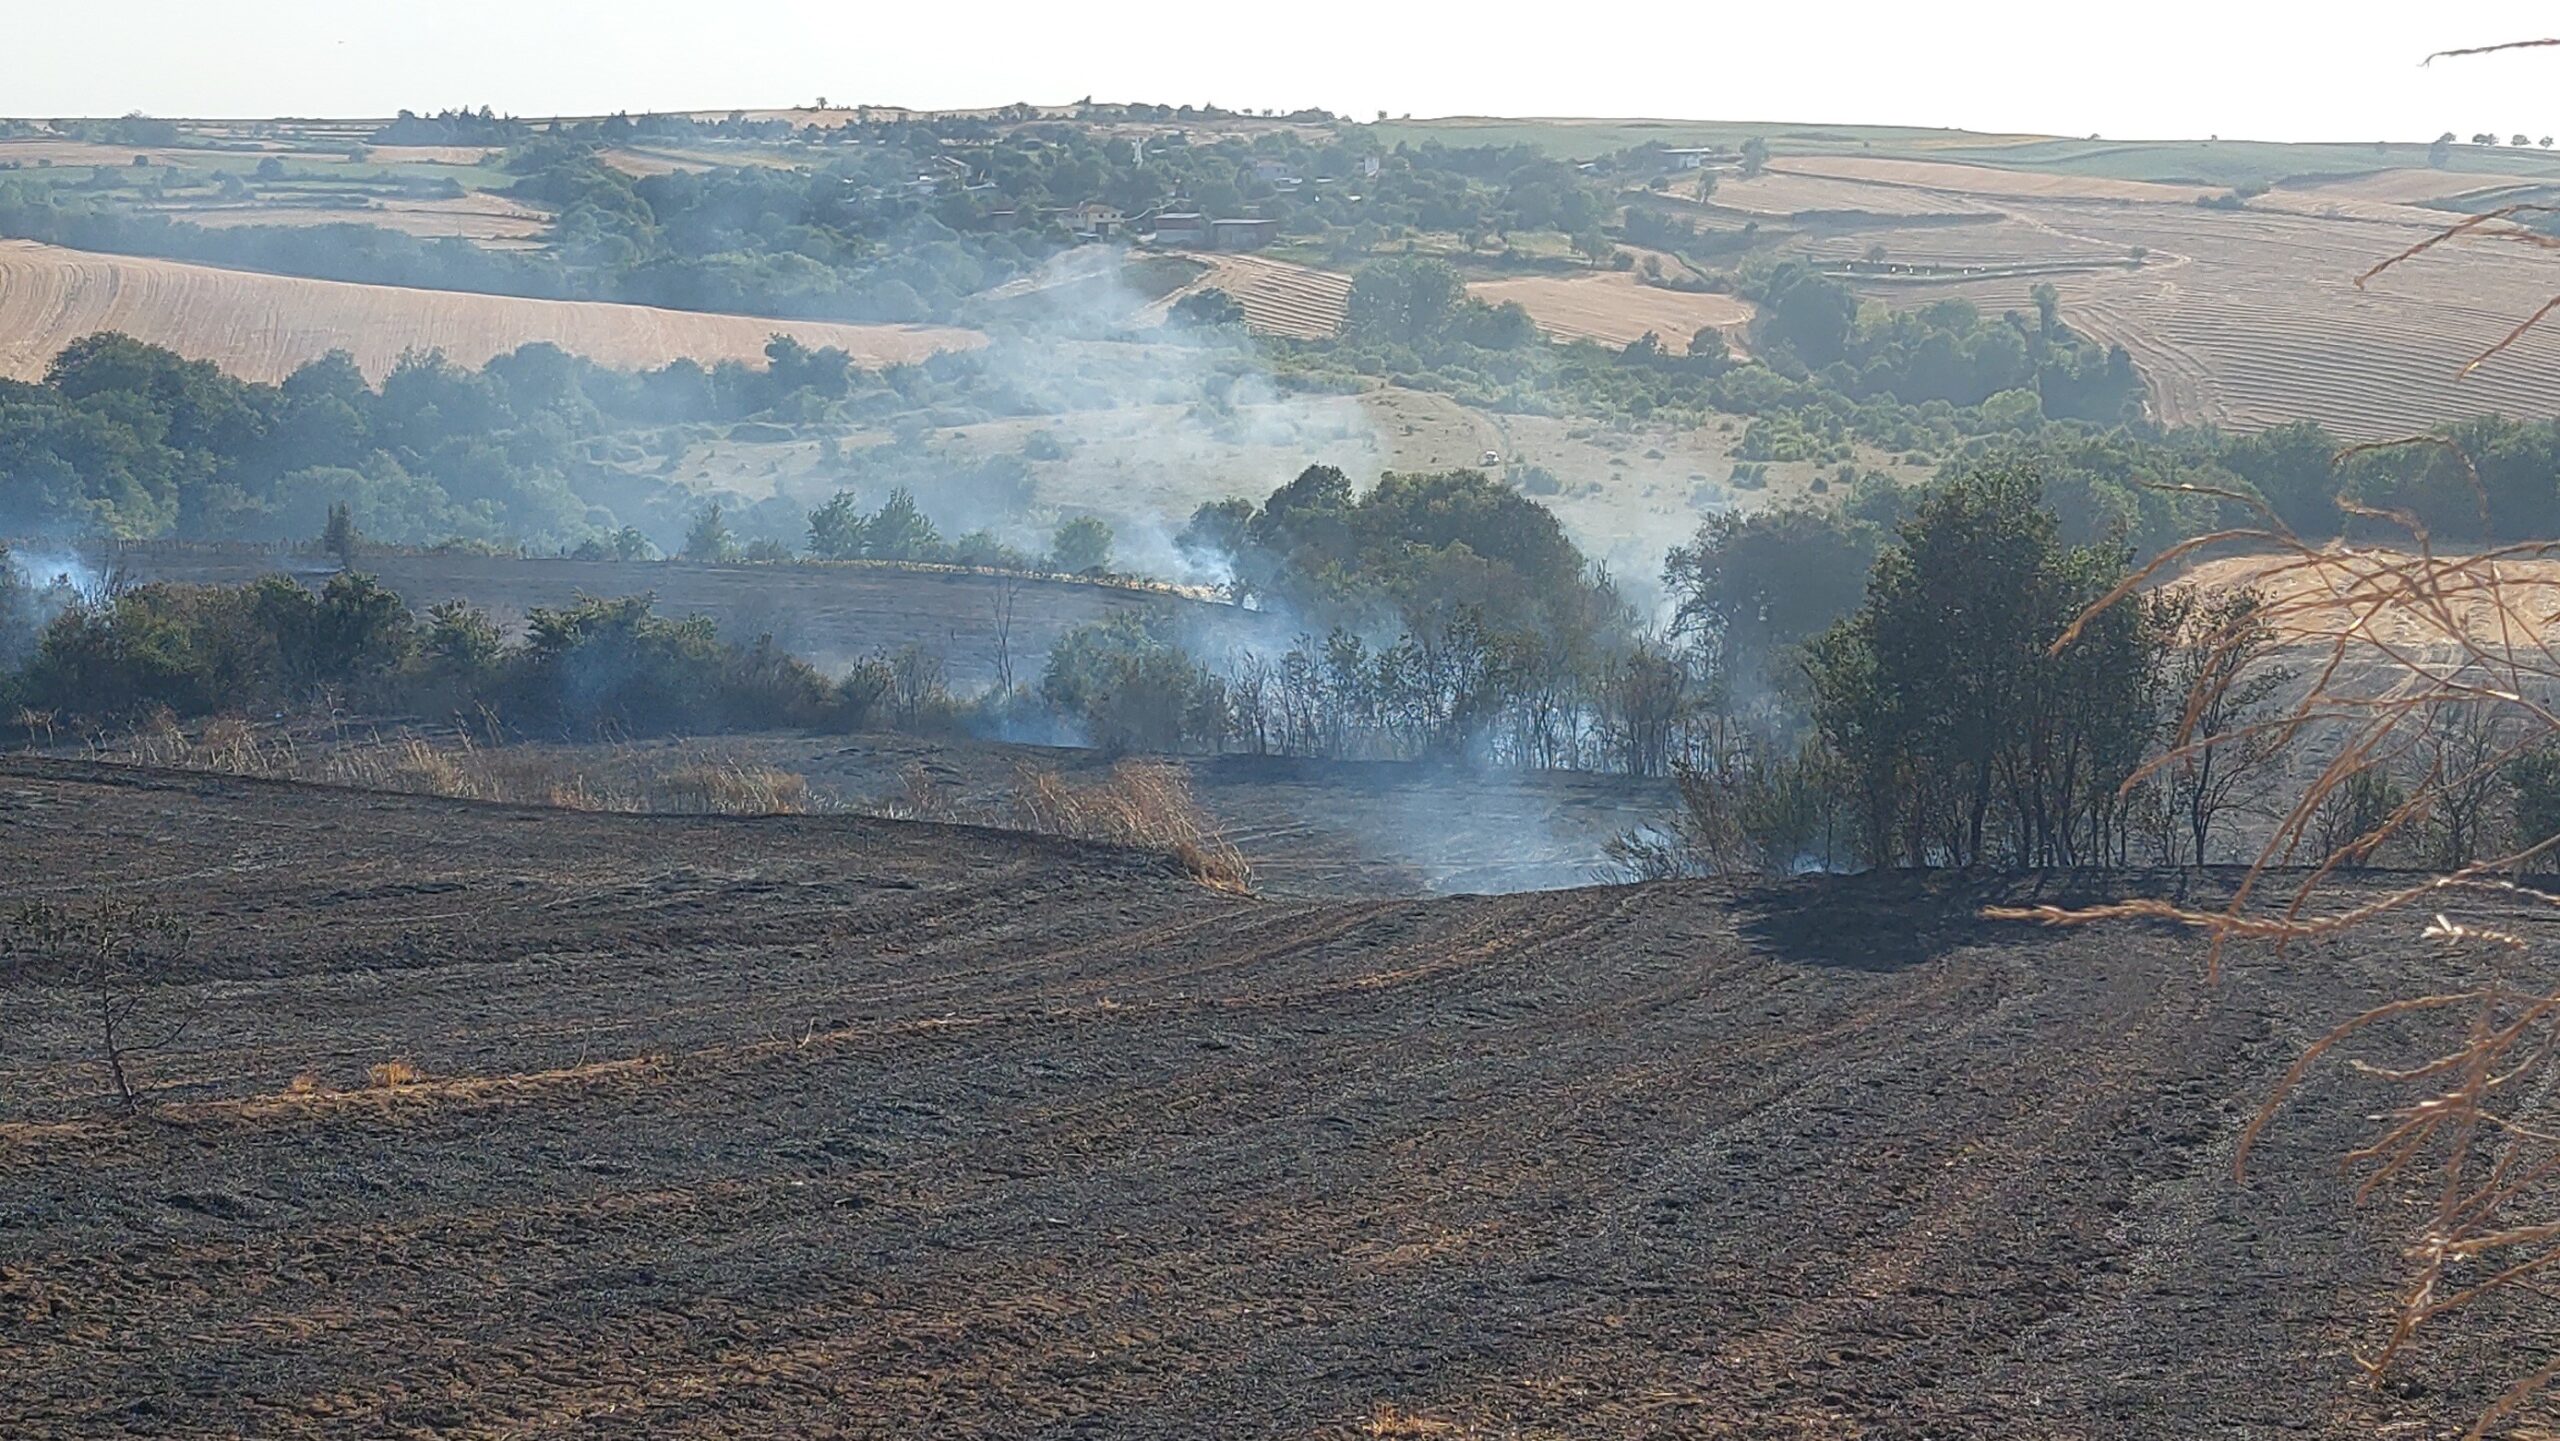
[1040,614,1225,754]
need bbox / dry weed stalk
[2001,495,2560,1431]
[1,900,194,1115]
[15,707,58,750]
[2423,39,2560,65]
[1011,760,1253,893]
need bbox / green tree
[1664,505,1881,677]
[2511,746,2560,871]
[321,501,360,570]
[1170,288,1247,327]
[682,503,739,563]
[864,487,942,561]
[2154,586,2292,863]
[1344,256,1465,343]
[1809,462,2154,866]
[2223,420,2344,537]
[806,490,871,560]
[1049,516,1114,575]
[1739,136,1770,178]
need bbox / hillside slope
[0,758,2538,1436]
[0,240,983,382]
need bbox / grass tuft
[365,1060,424,1089]
[1012,760,1252,893]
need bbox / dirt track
[0,757,2541,1436]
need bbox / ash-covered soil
[0,757,2540,1437]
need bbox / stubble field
[0,240,985,383]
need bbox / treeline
[372,108,533,147]
[1,569,863,738]
[0,332,1040,549]
[1278,256,2185,530]
[1740,264,2142,423]
[1039,455,2560,873]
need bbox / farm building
[1146,213,1280,251]
[1151,211,1209,244]
[1209,217,1279,250]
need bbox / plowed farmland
[0,241,985,383]
[0,756,2545,1437]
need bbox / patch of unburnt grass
[1011,759,1252,893]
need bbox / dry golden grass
[656,758,812,816]
[0,240,985,383]
[2177,546,2560,653]
[108,723,816,818]
[365,1060,423,1089]
[1011,760,1253,893]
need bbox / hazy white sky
[20,3,2560,144]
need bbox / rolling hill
[0,240,984,383]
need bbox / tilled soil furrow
[2,758,2551,1437]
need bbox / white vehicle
[1480,449,1501,466]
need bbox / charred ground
[0,756,2542,1436]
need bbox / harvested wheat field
[2274,167,2550,208]
[1466,270,1755,353]
[2180,545,2560,655]
[357,145,502,167]
[598,147,725,177]
[1155,252,1352,338]
[0,756,2544,1436]
[142,192,553,245]
[1800,180,2560,435]
[1770,155,2223,205]
[1159,254,1757,355]
[1707,170,1999,219]
[0,139,178,168]
[0,241,985,383]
